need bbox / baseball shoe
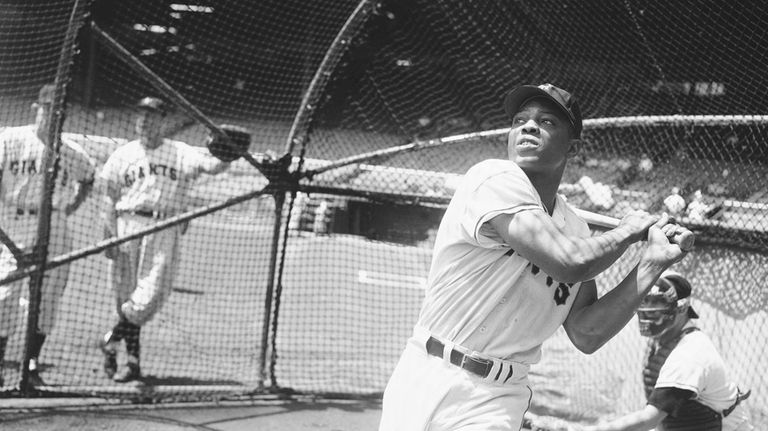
[99,334,118,379]
[28,369,46,387]
[113,363,141,383]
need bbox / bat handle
[672,230,695,251]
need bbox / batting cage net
[0,0,766,428]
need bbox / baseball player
[97,96,231,382]
[0,83,95,386]
[379,84,691,430]
[582,271,753,431]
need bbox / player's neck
[522,169,564,215]
[141,136,163,149]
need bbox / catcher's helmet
[637,271,698,338]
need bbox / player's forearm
[100,196,118,237]
[583,405,665,431]
[560,226,636,282]
[569,262,665,351]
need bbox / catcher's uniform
[380,159,591,430]
[645,322,753,431]
[100,138,221,325]
[0,125,95,337]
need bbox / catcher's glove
[207,124,251,162]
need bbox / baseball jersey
[99,139,219,215]
[417,159,591,365]
[0,124,95,212]
[653,322,741,413]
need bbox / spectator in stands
[583,270,753,431]
[686,189,709,221]
[663,187,686,216]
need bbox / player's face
[507,98,574,173]
[33,101,51,131]
[136,109,164,142]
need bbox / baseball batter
[379,84,690,430]
[98,96,231,382]
[583,271,753,431]
[0,84,95,386]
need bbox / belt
[426,336,493,378]
[15,208,57,216]
[123,210,166,219]
[723,389,751,417]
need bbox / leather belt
[17,208,38,216]
[425,336,493,378]
[723,389,751,417]
[125,210,166,219]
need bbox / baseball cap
[656,270,699,319]
[137,96,167,114]
[37,84,56,104]
[504,83,583,138]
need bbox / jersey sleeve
[460,160,544,247]
[60,138,96,183]
[647,387,696,417]
[654,336,707,395]
[177,141,216,180]
[99,148,122,185]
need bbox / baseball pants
[110,214,181,326]
[380,327,532,431]
[0,210,70,337]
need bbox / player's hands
[640,213,687,269]
[616,210,658,242]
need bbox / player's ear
[567,138,583,157]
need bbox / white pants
[110,214,181,326]
[0,210,70,337]
[380,328,532,431]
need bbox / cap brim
[503,86,578,132]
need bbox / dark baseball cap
[657,270,699,319]
[137,96,167,114]
[504,83,583,138]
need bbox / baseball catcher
[206,124,251,162]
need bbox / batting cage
[0,0,766,428]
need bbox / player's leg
[114,224,181,382]
[28,215,72,385]
[101,217,141,379]
[0,247,23,387]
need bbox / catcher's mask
[637,271,698,338]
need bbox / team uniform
[100,138,223,326]
[380,159,591,430]
[0,124,95,356]
[644,322,753,431]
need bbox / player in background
[582,270,753,431]
[97,96,231,383]
[0,83,95,386]
[379,83,691,430]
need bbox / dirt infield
[0,397,383,430]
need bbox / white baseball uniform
[649,322,753,430]
[380,159,591,431]
[99,138,222,326]
[0,124,95,337]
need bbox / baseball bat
[91,23,262,169]
[573,208,695,250]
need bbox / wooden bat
[573,208,695,251]
[91,22,262,170]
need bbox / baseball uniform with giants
[0,124,95,337]
[99,138,221,325]
[380,158,591,430]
